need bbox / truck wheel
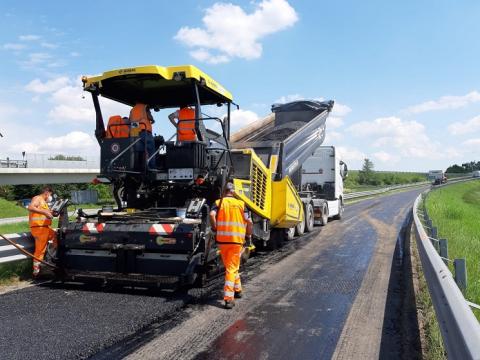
[304,203,315,232]
[319,204,328,226]
[333,199,344,220]
[295,216,305,236]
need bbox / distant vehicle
[473,170,480,178]
[428,170,447,185]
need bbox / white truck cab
[300,146,347,226]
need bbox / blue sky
[0,0,479,171]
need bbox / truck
[54,64,334,287]
[428,170,447,185]
[299,146,348,228]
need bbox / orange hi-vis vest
[215,197,247,245]
[129,103,152,136]
[177,107,197,142]
[106,115,130,138]
[29,198,52,228]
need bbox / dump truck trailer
[55,64,333,286]
[230,100,333,246]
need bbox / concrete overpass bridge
[0,154,99,185]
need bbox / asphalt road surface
[0,188,424,360]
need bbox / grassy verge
[0,260,31,285]
[412,231,446,359]
[0,198,28,218]
[425,180,480,319]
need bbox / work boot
[234,291,243,299]
[224,300,235,309]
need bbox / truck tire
[295,215,305,236]
[319,204,328,226]
[333,199,344,220]
[304,203,315,232]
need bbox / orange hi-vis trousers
[30,226,56,275]
[218,244,242,301]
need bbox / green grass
[425,180,480,319]
[0,260,31,285]
[0,198,28,219]
[344,170,426,192]
[0,221,30,234]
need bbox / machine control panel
[168,168,194,180]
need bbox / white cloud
[327,116,343,129]
[190,49,230,64]
[25,77,70,93]
[3,43,26,50]
[40,42,58,49]
[336,146,366,161]
[175,0,298,63]
[274,94,303,104]
[22,52,52,67]
[324,130,343,144]
[347,116,453,160]
[331,102,352,117]
[405,91,480,114]
[448,115,480,135]
[24,76,129,124]
[19,34,41,41]
[373,151,399,163]
[69,51,80,57]
[462,138,480,149]
[348,116,432,158]
[230,109,259,129]
[11,131,97,155]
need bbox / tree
[358,158,376,185]
[445,164,467,173]
[48,154,86,161]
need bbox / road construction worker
[129,103,156,167]
[28,186,56,277]
[210,182,253,309]
[168,107,198,142]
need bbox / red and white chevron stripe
[148,224,174,235]
[82,223,105,234]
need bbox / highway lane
[0,188,424,359]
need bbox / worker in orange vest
[168,107,198,142]
[28,186,56,277]
[210,182,253,309]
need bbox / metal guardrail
[344,181,429,200]
[0,232,33,264]
[344,175,474,200]
[413,188,480,359]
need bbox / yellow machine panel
[270,176,304,228]
[232,149,271,220]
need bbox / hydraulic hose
[0,233,58,269]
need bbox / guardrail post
[439,239,448,265]
[454,258,467,292]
